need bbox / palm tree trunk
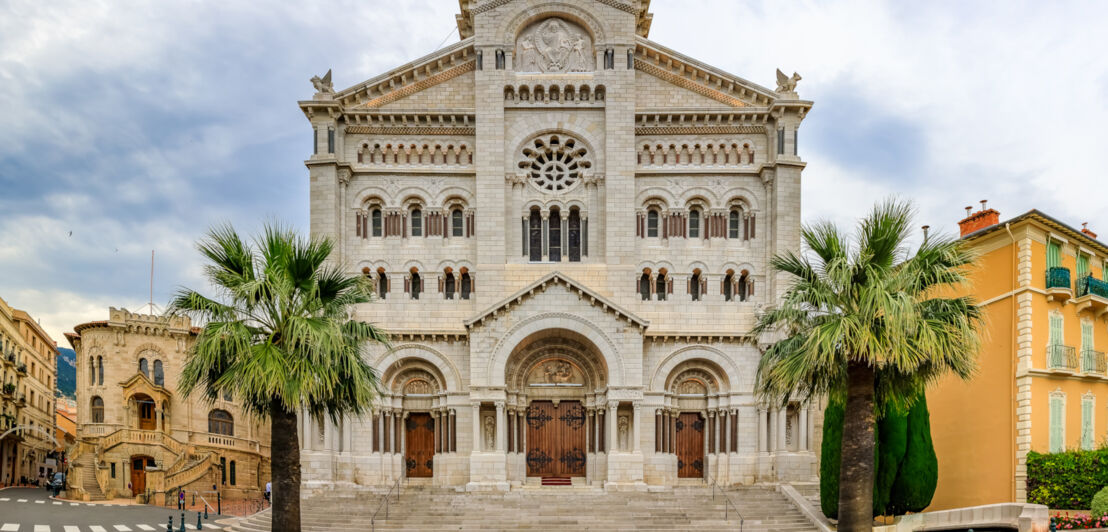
[838,361,876,531]
[270,399,301,532]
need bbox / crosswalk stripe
[64,527,81,532]
[16,499,27,502]
[52,502,62,505]
[34,525,50,532]
[0,524,18,532]
[114,526,132,531]
[90,526,107,532]
[34,500,45,504]
[136,525,155,531]
[0,497,9,501]
[69,503,79,506]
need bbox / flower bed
[1052,514,1108,529]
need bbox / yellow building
[0,296,59,486]
[928,206,1108,510]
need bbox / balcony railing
[1048,344,1078,371]
[1047,267,1072,291]
[1082,349,1107,376]
[1077,275,1108,299]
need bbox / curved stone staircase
[75,453,106,501]
[228,486,819,531]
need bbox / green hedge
[1027,448,1108,509]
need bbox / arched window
[153,360,164,386]
[230,460,237,486]
[377,270,388,300]
[91,396,104,423]
[690,270,702,301]
[444,270,456,300]
[529,209,542,262]
[738,271,750,302]
[220,456,227,484]
[729,209,741,239]
[97,356,103,385]
[568,209,582,261]
[452,209,464,237]
[88,358,95,385]
[139,358,149,377]
[656,270,668,301]
[410,270,422,300]
[689,209,701,239]
[208,409,234,436]
[647,210,660,238]
[549,209,562,262]
[410,208,423,237]
[371,209,383,237]
[639,271,651,301]
[460,272,472,300]
[723,271,735,302]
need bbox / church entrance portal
[675,412,705,478]
[525,400,586,477]
[405,413,434,478]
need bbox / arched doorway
[381,357,451,480]
[504,329,608,480]
[661,358,731,481]
[133,394,156,430]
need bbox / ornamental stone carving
[518,134,592,193]
[484,415,496,450]
[515,18,594,73]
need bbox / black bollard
[217,492,221,515]
[179,512,186,532]
[204,504,208,519]
[168,515,173,531]
[197,511,203,530]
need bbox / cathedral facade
[299,0,816,492]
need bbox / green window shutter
[1084,321,1095,351]
[1048,242,1061,270]
[1078,254,1090,278]
[1050,314,1064,346]
[1103,261,1108,281]
[1050,396,1065,453]
[1082,397,1095,450]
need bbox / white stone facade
[299,0,816,492]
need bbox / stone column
[757,409,767,453]
[401,412,409,457]
[608,403,618,453]
[767,408,776,452]
[776,408,787,452]
[303,412,313,451]
[472,403,481,452]
[721,410,729,454]
[799,407,809,452]
[632,404,641,452]
[495,401,506,452]
[155,406,163,432]
[450,409,456,453]
[343,414,353,454]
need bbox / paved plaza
[0,488,228,532]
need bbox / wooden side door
[130,457,146,493]
[526,401,587,477]
[405,413,434,478]
[676,412,705,478]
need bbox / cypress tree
[888,395,939,514]
[820,401,844,519]
[874,405,909,516]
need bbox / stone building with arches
[300,0,817,491]
[65,308,270,501]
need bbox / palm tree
[752,200,981,531]
[169,224,387,532]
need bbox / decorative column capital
[494,401,505,410]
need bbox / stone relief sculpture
[618,416,629,451]
[775,68,802,94]
[515,18,594,72]
[543,360,574,384]
[484,415,496,450]
[311,69,334,95]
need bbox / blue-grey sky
[2,0,1107,343]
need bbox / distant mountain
[56,347,76,399]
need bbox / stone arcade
[299,0,815,492]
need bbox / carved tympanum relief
[526,358,584,385]
[404,378,434,395]
[515,18,594,73]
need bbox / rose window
[519,135,591,192]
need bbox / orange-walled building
[928,205,1108,510]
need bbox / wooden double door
[130,456,155,493]
[405,413,434,478]
[676,412,705,478]
[526,400,587,477]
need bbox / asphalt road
[0,488,228,531]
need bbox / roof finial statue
[311,69,334,95]
[776,68,802,94]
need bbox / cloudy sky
[2,0,1107,344]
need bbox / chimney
[958,200,1000,237]
[922,225,930,240]
[1082,222,1098,240]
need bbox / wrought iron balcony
[15,363,26,374]
[1047,267,1072,291]
[1077,275,1108,299]
[1,383,13,396]
[1047,344,1078,371]
[1082,349,1107,376]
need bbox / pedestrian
[178,489,185,510]
[264,481,271,503]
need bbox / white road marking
[52,502,61,505]
[34,525,50,532]
[0,497,8,501]
[90,527,108,532]
[65,527,81,532]
[113,526,132,531]
[69,503,79,506]
[0,524,18,532]
[16,499,27,502]
[135,526,155,531]
[34,500,44,504]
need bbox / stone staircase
[75,453,106,501]
[228,485,820,531]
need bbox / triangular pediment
[331,39,477,110]
[634,38,781,109]
[464,272,648,330]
